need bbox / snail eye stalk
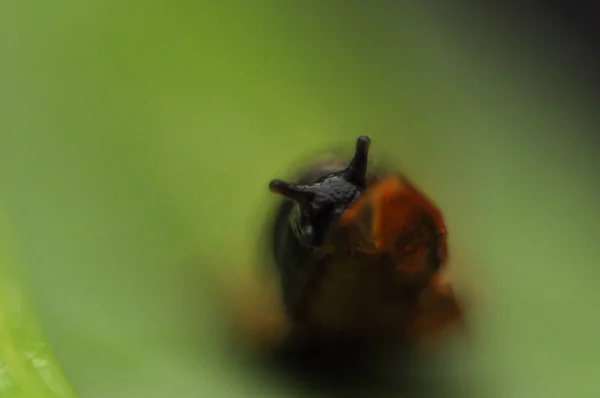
[342,136,370,187]
[269,179,315,204]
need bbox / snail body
[267,137,460,352]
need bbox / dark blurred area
[542,0,600,50]
[438,1,600,94]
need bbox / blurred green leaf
[0,221,77,398]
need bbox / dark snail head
[269,136,371,247]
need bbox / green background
[1,2,599,397]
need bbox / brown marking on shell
[341,176,448,272]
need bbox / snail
[226,136,466,392]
